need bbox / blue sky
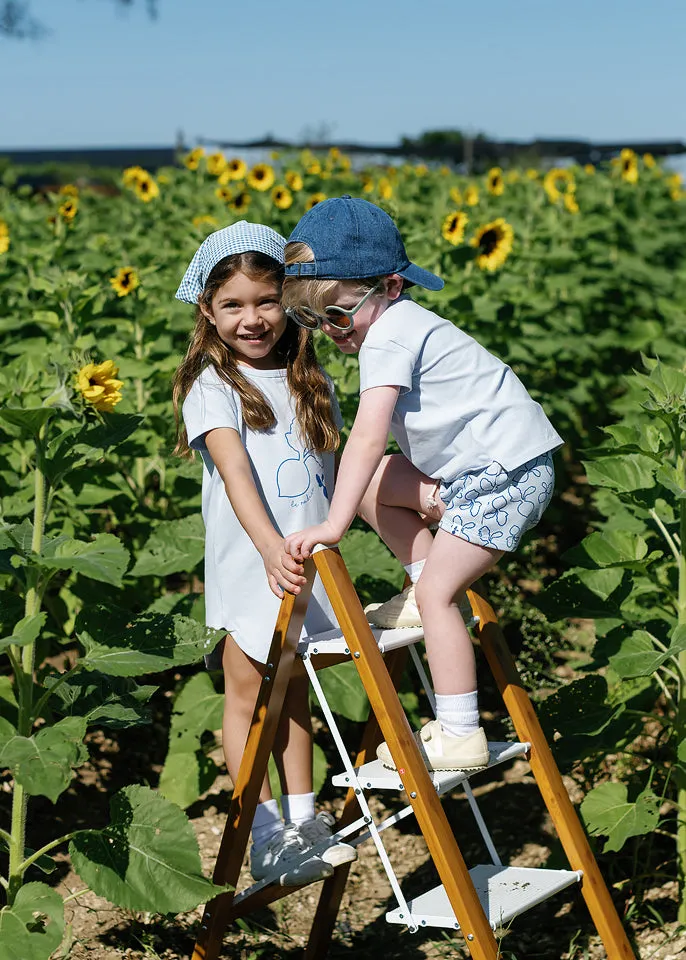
[1,0,685,151]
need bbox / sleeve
[359,339,415,394]
[182,371,240,452]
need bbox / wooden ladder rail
[468,586,636,960]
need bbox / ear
[385,274,405,300]
[199,303,216,325]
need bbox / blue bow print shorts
[437,452,555,551]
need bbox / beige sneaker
[376,720,490,773]
[365,585,473,629]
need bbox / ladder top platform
[386,864,582,931]
[332,740,530,792]
[299,624,425,656]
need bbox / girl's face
[203,271,287,368]
[319,275,404,354]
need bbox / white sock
[251,799,283,850]
[403,559,426,584]
[281,791,315,826]
[435,691,480,739]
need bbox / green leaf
[609,624,686,679]
[534,573,623,621]
[77,606,224,676]
[677,739,686,764]
[564,530,648,568]
[580,782,660,853]
[574,567,625,601]
[131,514,205,577]
[0,407,55,438]
[38,533,130,587]
[46,671,157,729]
[0,882,65,960]
[0,717,87,803]
[76,413,144,451]
[169,673,224,738]
[584,455,656,493]
[656,463,686,499]
[158,749,218,810]
[315,660,369,722]
[0,613,46,653]
[339,529,404,589]
[69,784,230,912]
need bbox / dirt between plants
[52,755,684,960]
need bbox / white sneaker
[376,721,490,773]
[365,585,473,629]
[250,823,333,886]
[296,812,357,868]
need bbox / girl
[173,221,356,885]
[281,197,563,775]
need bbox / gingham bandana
[175,220,286,303]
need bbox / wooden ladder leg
[191,567,315,960]
[304,646,410,960]
[315,549,499,960]
[468,587,636,960]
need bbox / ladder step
[332,740,530,792]
[299,624,425,656]
[385,864,582,930]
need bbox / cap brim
[398,263,444,291]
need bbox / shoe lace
[272,823,308,863]
[298,813,333,846]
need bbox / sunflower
[441,211,468,246]
[328,147,341,163]
[378,177,393,200]
[224,158,247,181]
[564,191,579,214]
[414,164,428,177]
[439,165,451,177]
[611,148,639,184]
[59,183,79,198]
[543,168,574,203]
[505,170,520,184]
[272,185,293,210]
[668,174,684,201]
[526,169,539,180]
[192,214,219,230]
[183,147,205,171]
[122,165,146,187]
[134,173,160,203]
[76,360,124,412]
[247,163,275,192]
[361,176,374,194]
[305,193,327,210]
[230,192,252,213]
[449,186,462,204]
[58,198,78,222]
[0,220,9,255]
[584,164,596,175]
[206,152,228,177]
[338,155,352,172]
[307,160,322,176]
[110,266,140,297]
[464,185,479,206]
[643,153,656,169]
[215,186,234,203]
[486,167,505,196]
[285,170,303,192]
[471,218,514,272]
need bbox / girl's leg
[415,530,503,695]
[358,453,442,564]
[272,662,313,797]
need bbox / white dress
[182,364,340,663]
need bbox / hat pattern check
[175,221,286,303]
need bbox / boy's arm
[204,427,306,597]
[284,385,399,557]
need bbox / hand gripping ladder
[191,547,635,960]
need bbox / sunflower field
[2,144,686,956]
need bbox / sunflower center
[479,229,499,254]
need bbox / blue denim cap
[176,220,286,303]
[285,196,444,290]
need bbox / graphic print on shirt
[275,418,326,506]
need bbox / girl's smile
[203,271,286,368]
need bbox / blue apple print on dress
[276,418,321,498]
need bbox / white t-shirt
[359,297,563,481]
[182,364,341,663]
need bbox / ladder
[191,547,635,960]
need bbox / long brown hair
[172,250,340,456]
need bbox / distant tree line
[0,0,157,38]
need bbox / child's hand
[284,521,340,560]
[262,540,307,598]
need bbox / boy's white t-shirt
[182,364,340,663]
[359,297,563,481]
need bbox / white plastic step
[298,624,425,657]
[332,740,529,792]
[386,864,582,930]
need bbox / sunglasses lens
[324,309,354,332]
[288,308,319,330]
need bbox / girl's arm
[284,385,399,558]
[204,427,306,597]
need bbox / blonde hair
[172,250,340,457]
[282,241,384,314]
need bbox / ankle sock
[281,791,315,826]
[403,559,426,584]
[251,799,283,850]
[435,691,480,738]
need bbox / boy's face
[320,275,403,353]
